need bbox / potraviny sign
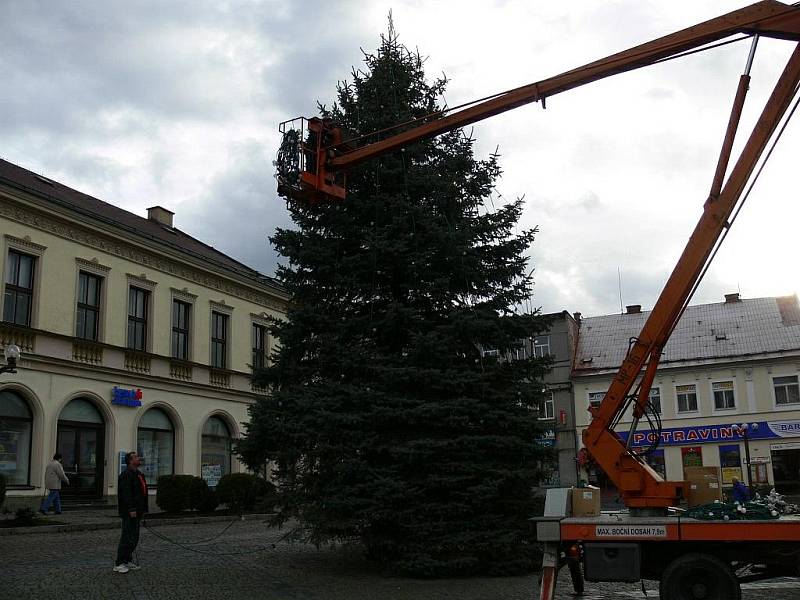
[616,420,800,448]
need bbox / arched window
[0,390,33,485]
[60,398,103,423]
[201,416,232,487]
[137,408,174,486]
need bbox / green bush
[156,474,200,513]
[215,473,274,513]
[197,487,219,513]
[0,473,6,510]
[186,476,210,511]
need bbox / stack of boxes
[684,466,722,506]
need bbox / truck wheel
[659,553,740,600]
[568,559,584,595]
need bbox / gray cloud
[0,0,796,315]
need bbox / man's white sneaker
[113,564,130,574]
[125,562,141,571]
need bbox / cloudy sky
[2,1,798,317]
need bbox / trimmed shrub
[156,475,197,513]
[215,473,275,513]
[186,476,210,512]
[0,473,6,510]
[197,487,219,513]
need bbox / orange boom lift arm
[276,1,800,510]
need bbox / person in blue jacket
[731,476,750,504]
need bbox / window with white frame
[481,347,499,358]
[648,387,662,415]
[712,380,736,410]
[676,384,698,413]
[533,335,551,358]
[588,391,605,410]
[774,375,800,406]
[538,392,555,420]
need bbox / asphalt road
[2,520,798,599]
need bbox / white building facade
[0,159,288,506]
[573,295,800,500]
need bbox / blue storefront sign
[111,386,143,407]
[616,420,800,448]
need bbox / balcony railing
[209,369,231,388]
[0,324,35,353]
[124,351,151,374]
[72,339,104,364]
[169,360,193,381]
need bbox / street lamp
[732,422,754,487]
[0,344,21,375]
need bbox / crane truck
[274,2,800,598]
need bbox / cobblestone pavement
[1,519,798,599]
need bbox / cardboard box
[684,466,722,506]
[571,485,601,516]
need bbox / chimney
[725,293,741,303]
[147,206,174,228]
[573,312,582,326]
[626,304,641,314]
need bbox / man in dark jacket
[114,451,149,573]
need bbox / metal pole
[743,428,752,488]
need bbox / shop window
[60,398,103,423]
[210,311,228,369]
[681,446,703,476]
[127,286,149,351]
[538,392,554,420]
[201,417,232,487]
[774,375,800,406]
[76,271,102,340]
[712,381,736,410]
[533,335,551,358]
[676,384,698,413]
[718,444,742,484]
[137,408,175,486]
[171,300,191,360]
[0,390,33,486]
[4,250,36,326]
[645,449,666,479]
[252,323,268,370]
[648,387,661,415]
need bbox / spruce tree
[239,24,552,576]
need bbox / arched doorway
[57,398,105,499]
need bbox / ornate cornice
[126,272,157,291]
[170,287,198,303]
[0,197,286,311]
[75,256,111,275]
[250,311,272,326]
[210,299,234,314]
[4,233,47,255]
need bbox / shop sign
[112,386,143,407]
[617,419,800,448]
[536,429,556,447]
[202,464,222,487]
[771,442,800,451]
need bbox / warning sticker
[595,525,668,538]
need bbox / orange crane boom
[276,0,800,510]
